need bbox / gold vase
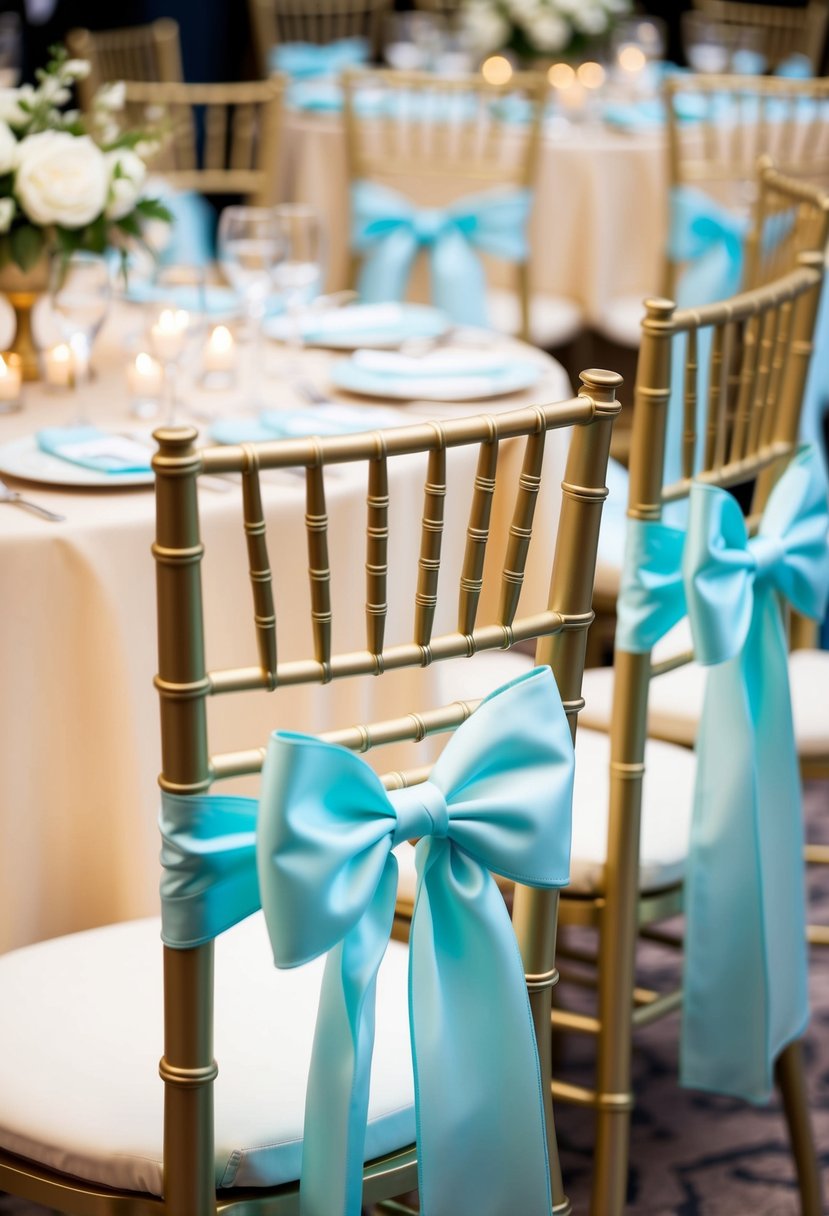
[0,256,51,382]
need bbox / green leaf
[116,212,142,238]
[84,214,107,254]
[10,225,44,272]
[135,198,173,222]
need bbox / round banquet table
[282,110,667,326]
[0,305,573,952]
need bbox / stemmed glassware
[272,204,325,366]
[218,206,286,410]
[146,264,206,425]
[48,252,112,386]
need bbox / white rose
[0,122,16,175]
[0,86,34,129]
[463,5,510,51]
[94,81,126,112]
[63,59,91,81]
[105,148,146,220]
[573,4,608,34]
[15,132,108,229]
[0,197,14,233]
[524,11,569,50]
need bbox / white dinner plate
[264,303,450,350]
[0,435,154,488]
[330,356,543,402]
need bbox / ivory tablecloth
[283,112,666,325]
[0,308,573,951]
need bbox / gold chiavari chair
[122,78,284,205]
[0,371,621,1215]
[691,0,829,73]
[397,213,829,1213]
[66,20,183,113]
[341,67,584,349]
[248,0,392,75]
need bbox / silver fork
[0,479,66,522]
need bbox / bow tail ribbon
[428,225,489,328]
[410,839,552,1216]
[299,860,399,1216]
[681,590,808,1101]
[356,223,421,312]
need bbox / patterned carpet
[2,781,828,1216]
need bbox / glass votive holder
[127,351,163,419]
[201,323,237,391]
[0,351,22,412]
[43,343,76,391]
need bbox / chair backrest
[122,78,284,205]
[608,174,827,913]
[66,19,183,112]
[691,0,829,71]
[342,67,547,341]
[744,156,829,290]
[663,73,829,297]
[152,371,621,1208]
[248,0,392,73]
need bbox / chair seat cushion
[581,621,829,759]
[486,287,583,348]
[0,914,414,1196]
[397,652,696,898]
[593,293,646,349]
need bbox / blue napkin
[269,36,368,80]
[37,427,153,474]
[775,54,813,79]
[210,403,403,445]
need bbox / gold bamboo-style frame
[554,245,826,1216]
[66,19,184,112]
[248,0,393,74]
[120,79,284,205]
[342,67,547,345]
[0,371,621,1214]
[690,0,829,72]
[663,73,829,299]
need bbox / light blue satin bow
[668,186,747,309]
[270,36,368,79]
[160,665,574,1215]
[351,180,531,327]
[680,445,829,1102]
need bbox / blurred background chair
[342,66,584,350]
[66,18,183,112]
[123,77,284,206]
[248,0,392,75]
[691,0,829,73]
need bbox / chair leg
[775,1039,823,1216]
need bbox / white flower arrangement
[0,47,169,274]
[463,0,631,58]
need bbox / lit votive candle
[127,351,164,419]
[204,325,236,373]
[44,343,75,390]
[150,308,189,363]
[0,352,22,413]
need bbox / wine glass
[146,263,207,424]
[272,204,325,366]
[218,206,285,410]
[49,252,112,386]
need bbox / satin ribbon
[160,665,574,1215]
[668,186,748,309]
[680,446,829,1101]
[351,180,531,327]
[270,36,368,79]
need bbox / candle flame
[482,55,513,86]
[210,325,233,353]
[548,62,575,90]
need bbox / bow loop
[412,207,447,244]
[750,533,786,578]
[390,781,449,847]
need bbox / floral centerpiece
[462,0,631,60]
[0,47,169,376]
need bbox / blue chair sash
[350,180,532,328]
[160,665,574,1215]
[270,36,368,80]
[680,445,829,1101]
[616,447,829,1100]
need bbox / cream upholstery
[0,914,414,1196]
[405,652,696,897]
[581,620,829,759]
[486,288,584,349]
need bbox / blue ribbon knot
[159,664,574,1214]
[350,179,532,328]
[616,446,829,1102]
